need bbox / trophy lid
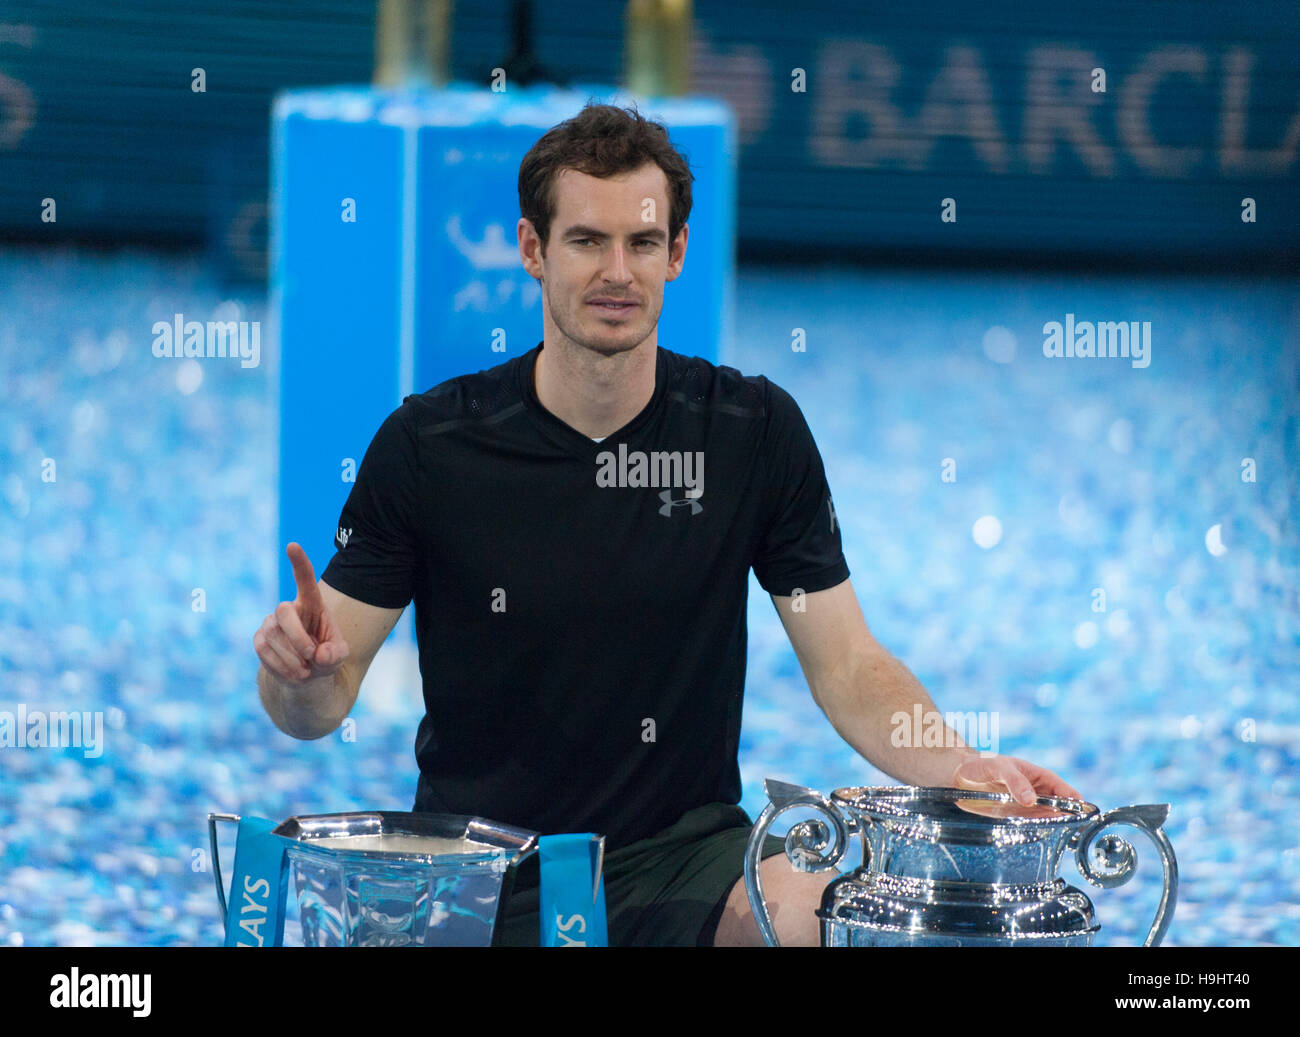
[830,786,1099,839]
[272,811,539,864]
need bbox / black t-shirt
[320,341,849,849]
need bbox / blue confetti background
[1,247,1297,946]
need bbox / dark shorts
[492,802,788,947]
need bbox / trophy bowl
[744,781,1179,947]
[210,811,538,947]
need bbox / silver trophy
[209,811,538,946]
[744,780,1178,946]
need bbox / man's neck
[533,335,658,440]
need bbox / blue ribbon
[222,816,291,947]
[538,833,608,947]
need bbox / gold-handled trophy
[372,1,693,94]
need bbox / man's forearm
[258,665,354,740]
[813,645,976,787]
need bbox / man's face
[519,162,687,357]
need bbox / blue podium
[271,82,736,618]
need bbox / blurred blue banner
[1,1,1296,270]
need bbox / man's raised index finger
[287,542,323,605]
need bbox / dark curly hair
[518,101,694,256]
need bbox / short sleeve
[752,379,850,597]
[319,402,421,609]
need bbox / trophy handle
[743,779,857,947]
[207,812,242,928]
[1072,804,1179,947]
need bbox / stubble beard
[546,278,649,360]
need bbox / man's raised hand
[253,542,351,684]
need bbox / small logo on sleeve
[337,526,352,548]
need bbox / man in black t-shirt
[254,102,1081,946]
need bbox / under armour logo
[337,526,352,548]
[827,497,838,534]
[659,490,703,516]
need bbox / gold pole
[422,0,452,87]
[375,0,453,88]
[624,0,692,97]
